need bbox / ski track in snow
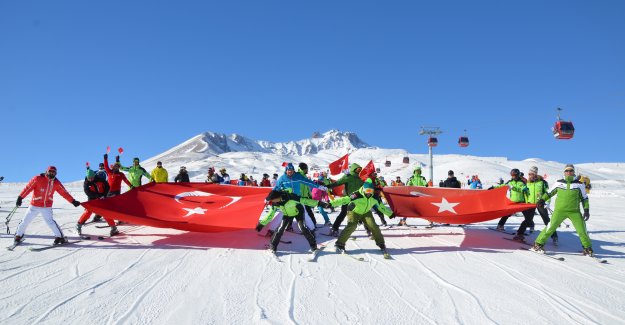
[432,231,625,324]
[351,240,437,324]
[31,249,151,324]
[112,251,189,324]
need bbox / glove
[389,213,396,219]
[71,200,81,207]
[318,186,328,192]
[318,201,330,209]
[583,209,590,221]
[16,196,22,207]
[116,155,120,162]
[255,222,264,232]
[537,199,545,208]
[104,153,108,160]
[487,186,494,190]
[522,187,529,194]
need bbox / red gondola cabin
[458,136,469,147]
[553,121,575,139]
[427,137,438,147]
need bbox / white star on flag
[431,198,459,214]
[182,207,208,217]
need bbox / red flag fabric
[382,186,536,224]
[358,160,375,181]
[82,183,271,232]
[329,154,349,175]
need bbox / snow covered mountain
[138,130,625,187]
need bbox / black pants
[517,206,557,238]
[332,204,348,231]
[271,209,316,251]
[497,215,512,227]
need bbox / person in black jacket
[442,170,462,188]
[174,166,190,182]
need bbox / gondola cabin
[384,160,391,167]
[458,136,469,147]
[552,120,575,140]
[402,156,409,164]
[427,137,438,147]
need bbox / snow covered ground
[2,132,625,324]
[1,177,625,324]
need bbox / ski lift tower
[419,126,442,183]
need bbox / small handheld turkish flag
[118,147,124,155]
[359,160,376,181]
[329,154,349,175]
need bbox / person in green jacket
[256,189,323,254]
[399,166,429,226]
[121,157,153,188]
[330,180,395,258]
[495,168,528,231]
[326,163,363,236]
[512,166,557,243]
[531,164,593,256]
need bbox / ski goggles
[363,187,375,195]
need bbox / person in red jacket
[103,154,132,195]
[259,173,272,187]
[13,166,81,245]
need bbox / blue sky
[1,1,624,182]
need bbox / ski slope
[1,147,625,324]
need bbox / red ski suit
[19,174,75,207]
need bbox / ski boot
[529,243,545,254]
[582,247,594,257]
[76,222,83,235]
[512,234,525,242]
[92,215,102,222]
[495,225,505,232]
[14,235,23,244]
[381,248,391,259]
[551,235,559,246]
[334,244,346,254]
[324,221,332,227]
[265,229,274,238]
[110,226,120,236]
[397,219,407,226]
[329,229,339,237]
[529,226,535,233]
[53,237,68,245]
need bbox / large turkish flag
[82,183,271,232]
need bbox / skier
[95,163,108,181]
[400,166,428,226]
[531,164,593,256]
[469,175,483,189]
[174,166,190,183]
[103,154,133,196]
[330,180,396,258]
[270,173,278,187]
[297,163,318,226]
[76,169,119,236]
[259,173,272,187]
[495,168,528,231]
[120,157,152,187]
[219,168,231,184]
[512,166,557,243]
[150,161,169,183]
[442,170,461,188]
[274,163,325,231]
[257,189,323,255]
[13,166,81,245]
[325,163,363,236]
[312,174,331,226]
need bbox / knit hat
[47,166,57,172]
[86,169,95,178]
[285,163,295,171]
[363,180,375,190]
[265,190,283,201]
[564,164,575,172]
[529,166,538,174]
[448,170,454,176]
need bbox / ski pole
[5,206,18,234]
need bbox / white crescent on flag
[174,191,242,209]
